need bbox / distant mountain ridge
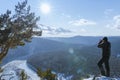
[45,36,120,46]
[3,36,120,63]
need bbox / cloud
[69,19,96,26]
[39,24,72,35]
[113,15,120,29]
[80,28,87,32]
[104,9,113,15]
[55,27,72,33]
[106,15,120,30]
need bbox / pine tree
[0,0,42,62]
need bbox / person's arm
[97,40,104,48]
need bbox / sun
[40,3,51,14]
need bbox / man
[97,37,111,77]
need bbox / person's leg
[104,59,110,77]
[97,58,105,76]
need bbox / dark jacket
[98,40,111,57]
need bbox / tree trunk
[0,43,10,62]
[0,33,15,63]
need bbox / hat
[103,37,108,41]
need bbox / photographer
[97,37,111,77]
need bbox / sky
[0,0,120,37]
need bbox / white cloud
[80,28,87,32]
[113,15,120,29]
[69,19,96,26]
[39,24,72,35]
[55,27,72,33]
[113,15,120,20]
[106,15,120,30]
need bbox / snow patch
[0,60,40,80]
[83,76,120,80]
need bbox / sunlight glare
[40,3,51,14]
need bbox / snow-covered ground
[0,60,40,80]
[0,60,72,80]
[0,60,120,80]
[83,76,120,80]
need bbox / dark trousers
[97,57,110,77]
